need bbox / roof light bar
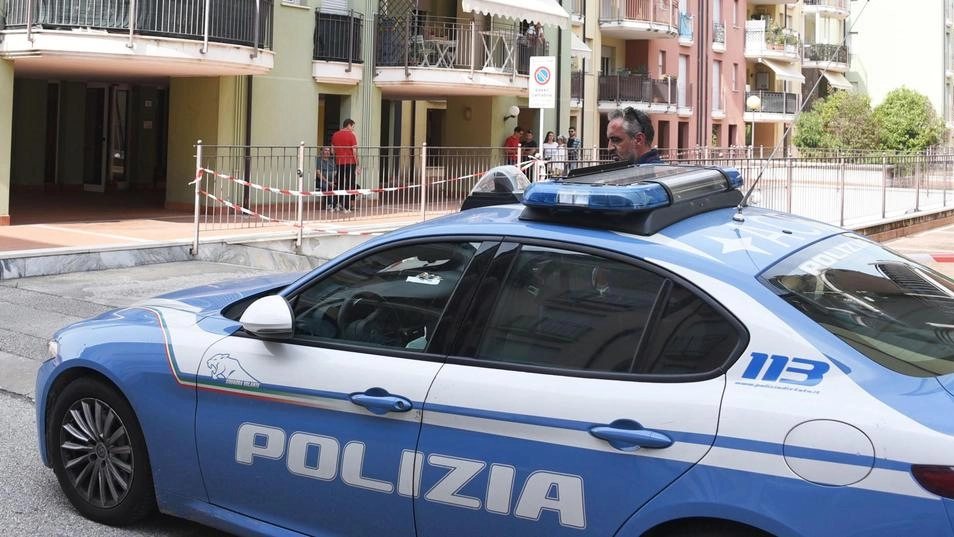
[522,165,742,213]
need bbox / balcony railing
[804,43,848,64]
[375,16,547,75]
[747,90,798,114]
[598,73,677,105]
[314,9,362,63]
[1,0,274,49]
[803,0,849,12]
[570,0,585,19]
[678,11,692,41]
[744,20,801,58]
[600,0,676,27]
[713,21,725,45]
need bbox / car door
[414,242,746,536]
[195,239,496,536]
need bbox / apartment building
[0,0,573,224]
[847,0,954,130]
[571,0,747,154]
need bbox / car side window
[471,245,742,375]
[289,241,479,351]
[632,284,741,375]
[474,246,664,372]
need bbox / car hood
[135,272,302,316]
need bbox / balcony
[0,0,273,78]
[374,16,547,98]
[596,73,678,113]
[570,0,585,25]
[712,21,725,52]
[744,20,801,62]
[803,43,848,71]
[744,90,799,122]
[803,0,850,19]
[313,10,363,84]
[600,0,678,40]
[678,12,693,45]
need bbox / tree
[873,87,947,152]
[793,91,879,151]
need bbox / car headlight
[48,339,59,358]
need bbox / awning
[571,33,592,60]
[821,70,853,90]
[761,58,806,84]
[462,0,570,29]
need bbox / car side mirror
[240,295,294,339]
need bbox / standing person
[504,126,523,165]
[521,129,539,161]
[605,106,663,164]
[315,146,339,212]
[330,118,359,213]
[566,126,581,168]
[550,135,568,177]
[541,131,558,161]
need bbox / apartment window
[601,46,615,76]
[732,63,738,91]
[713,0,721,24]
[659,50,667,77]
[733,0,739,26]
[712,60,723,112]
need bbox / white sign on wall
[528,56,557,109]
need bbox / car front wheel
[47,376,156,526]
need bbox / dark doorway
[83,87,107,192]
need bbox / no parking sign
[529,56,556,109]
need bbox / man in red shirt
[331,118,359,212]
[504,126,523,165]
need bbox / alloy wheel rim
[59,398,134,509]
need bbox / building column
[0,60,13,225]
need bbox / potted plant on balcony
[783,32,799,52]
[767,24,784,50]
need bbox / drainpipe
[251,0,261,58]
[126,0,136,48]
[26,0,33,43]
[243,76,254,209]
[202,0,210,54]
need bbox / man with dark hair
[504,126,524,165]
[331,118,359,212]
[606,107,663,164]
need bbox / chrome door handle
[589,419,673,451]
[349,387,413,415]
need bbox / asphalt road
[0,261,275,537]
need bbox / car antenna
[733,0,872,223]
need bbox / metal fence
[1,0,273,48]
[314,9,362,63]
[190,142,954,253]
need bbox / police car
[36,163,954,537]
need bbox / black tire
[47,376,156,526]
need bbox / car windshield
[762,234,954,377]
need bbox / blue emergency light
[522,164,742,213]
[519,163,745,235]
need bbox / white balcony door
[678,55,688,108]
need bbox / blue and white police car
[37,163,954,536]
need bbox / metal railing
[374,15,546,75]
[600,0,676,27]
[746,91,798,115]
[804,43,848,64]
[314,9,362,63]
[598,73,678,105]
[803,0,849,12]
[2,0,273,49]
[570,0,585,19]
[571,71,582,100]
[190,142,954,253]
[712,21,725,45]
[744,20,801,58]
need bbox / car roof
[383,204,847,278]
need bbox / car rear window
[762,234,954,377]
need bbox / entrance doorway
[84,85,130,192]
